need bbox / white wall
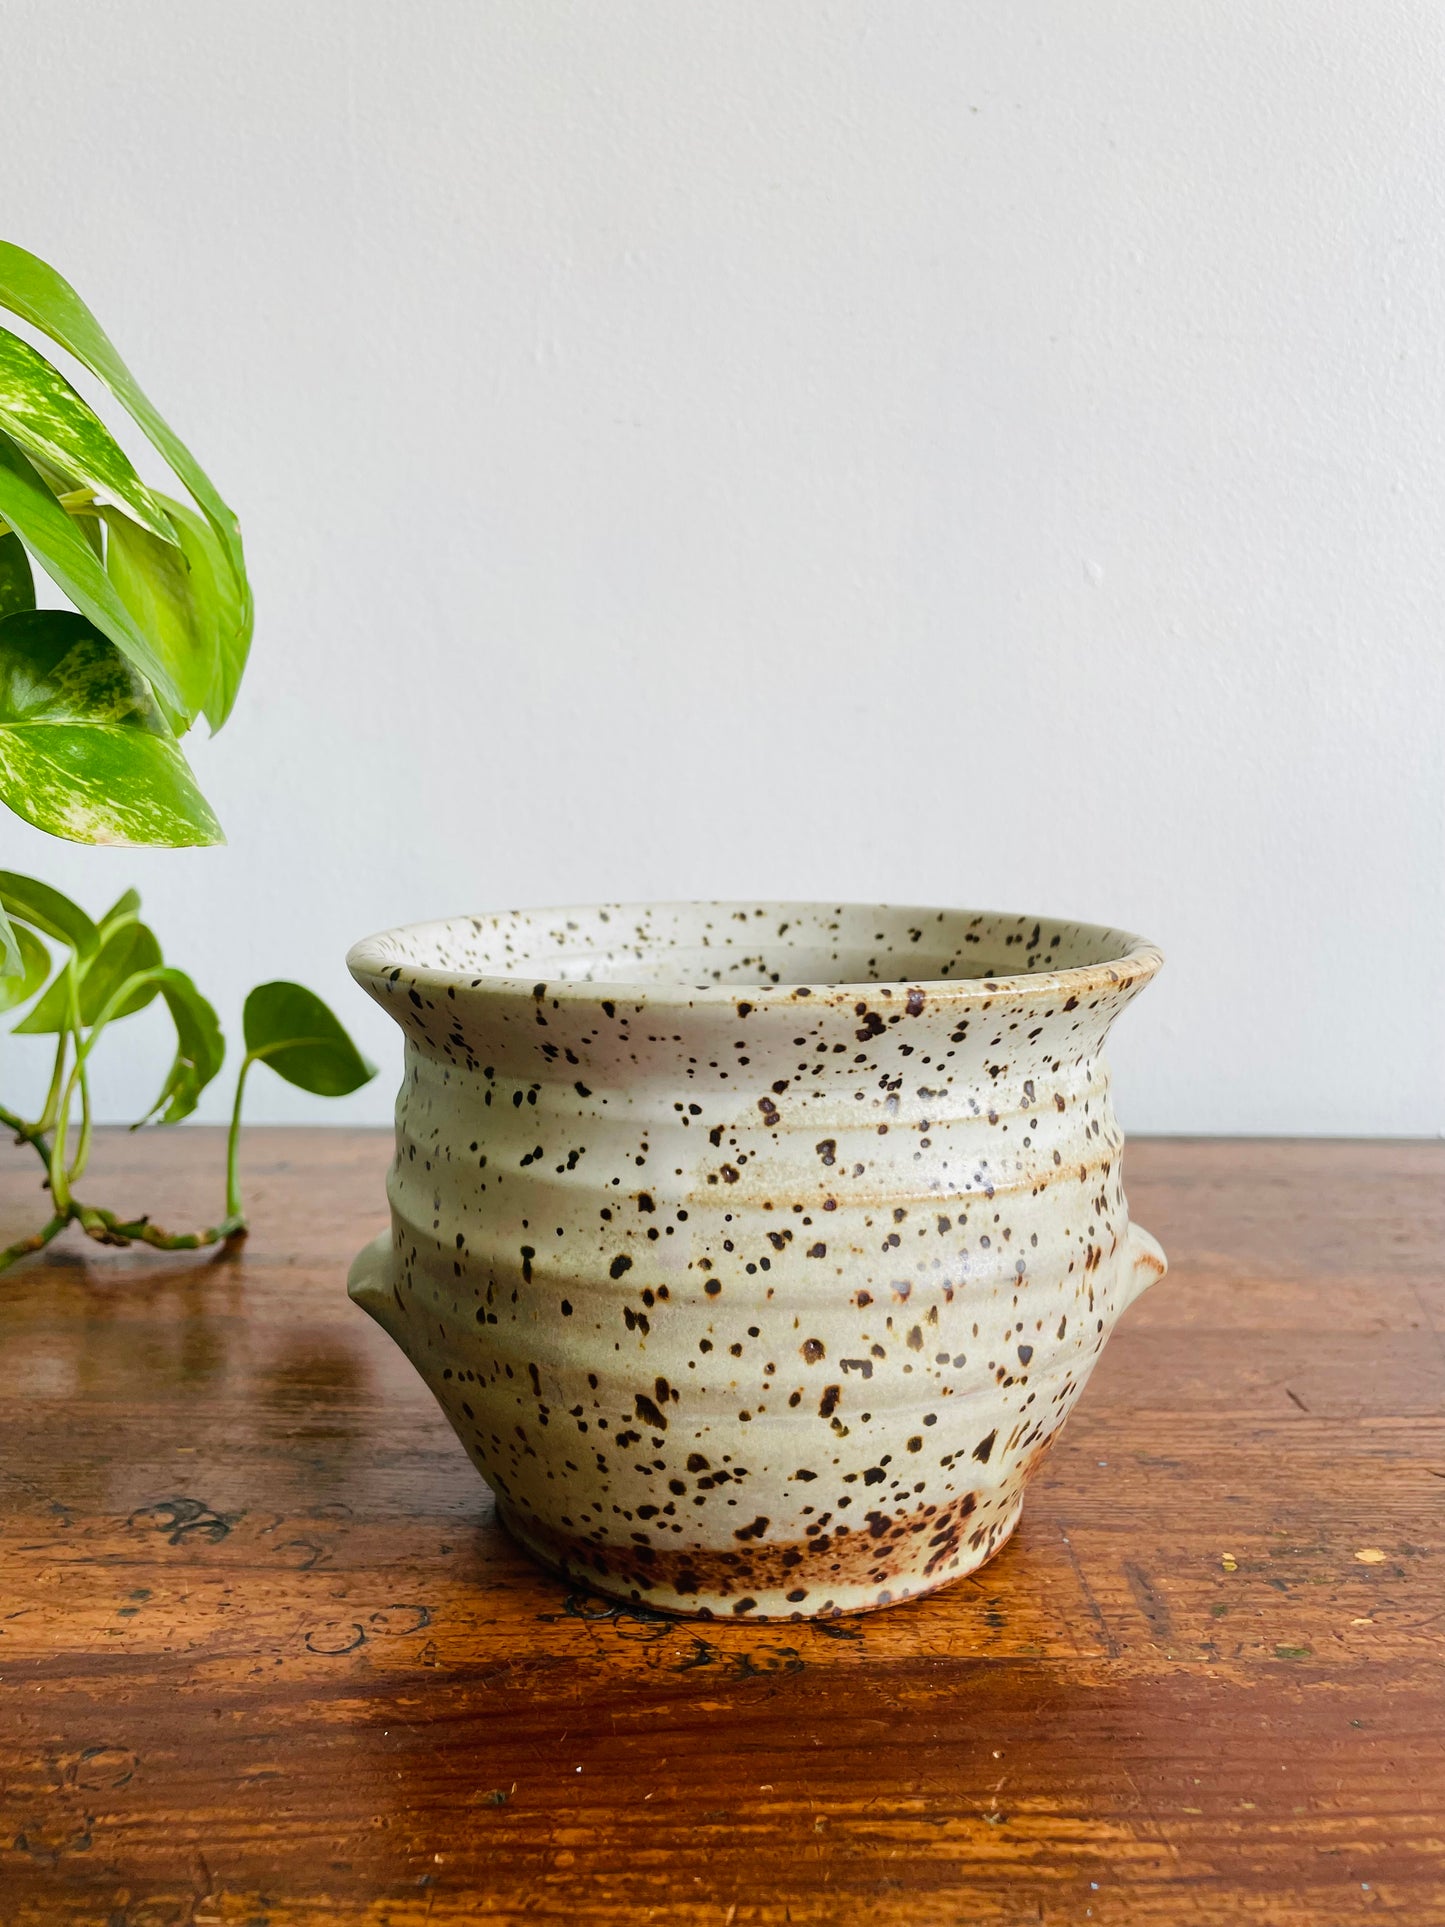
[0,1,1440,1136]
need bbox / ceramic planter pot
[347,902,1164,1621]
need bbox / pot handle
[348,1230,397,1330]
[1122,1222,1167,1308]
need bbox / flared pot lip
[347,900,1164,1012]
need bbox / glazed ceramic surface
[347,903,1165,1620]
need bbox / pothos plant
[0,240,373,1271]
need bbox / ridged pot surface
[348,902,1164,1620]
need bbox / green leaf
[0,530,35,619]
[101,492,247,733]
[13,966,71,1034]
[81,918,162,1024]
[161,497,248,731]
[0,610,223,847]
[0,918,48,1011]
[101,510,212,733]
[98,886,141,936]
[139,967,225,1124]
[0,327,178,543]
[0,868,99,960]
[244,981,377,1096]
[25,453,103,558]
[0,432,185,716]
[0,897,19,979]
[0,242,251,700]
[15,914,162,1034]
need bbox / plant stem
[49,963,158,1188]
[1,963,256,1276]
[0,1213,67,1270]
[225,1053,256,1223]
[70,1050,93,1184]
[0,1197,246,1272]
[1,1087,248,1276]
[0,1103,54,1169]
[80,1204,245,1251]
[47,961,81,1212]
[0,1175,246,1271]
[38,1031,67,1134]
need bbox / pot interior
[350,901,1158,993]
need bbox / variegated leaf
[0,610,222,846]
[0,241,251,681]
[0,327,178,542]
[0,528,35,619]
[102,510,211,733]
[0,432,185,717]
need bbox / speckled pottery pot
[347,902,1165,1621]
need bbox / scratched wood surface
[0,1131,1441,1926]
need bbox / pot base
[495,1494,1025,1622]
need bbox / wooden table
[1,1131,1441,1925]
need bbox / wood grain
[1,1130,1441,1925]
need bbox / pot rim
[347,899,1163,1011]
